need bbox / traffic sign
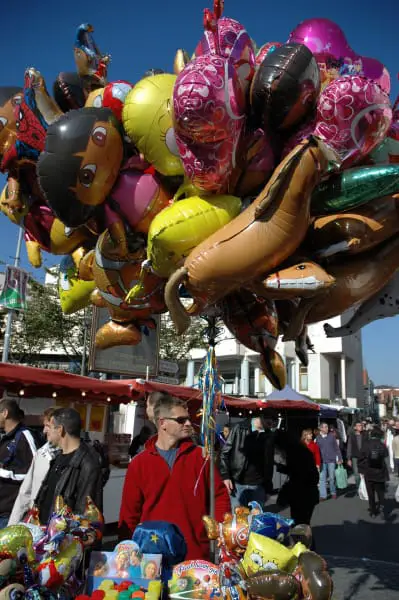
[159,359,179,375]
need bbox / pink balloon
[315,75,392,166]
[195,17,256,94]
[288,18,390,94]
[174,55,245,193]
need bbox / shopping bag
[335,465,348,490]
[358,474,368,501]
[395,483,399,504]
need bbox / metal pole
[2,228,24,363]
[81,310,88,376]
[209,428,216,563]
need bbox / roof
[263,385,319,411]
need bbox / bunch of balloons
[0,1,398,388]
[170,505,333,600]
[0,496,103,598]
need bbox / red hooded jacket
[119,437,230,560]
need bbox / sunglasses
[162,416,191,425]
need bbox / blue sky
[0,0,398,383]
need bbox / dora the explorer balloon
[38,106,125,248]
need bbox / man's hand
[347,459,352,467]
[223,479,234,493]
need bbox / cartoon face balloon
[37,107,124,227]
[102,80,134,121]
[122,74,183,176]
[0,87,22,171]
[288,18,390,93]
[315,75,392,166]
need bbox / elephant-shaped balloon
[294,551,333,600]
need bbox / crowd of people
[1,392,398,561]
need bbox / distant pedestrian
[391,424,399,477]
[316,423,342,500]
[359,426,389,517]
[275,430,319,526]
[0,399,37,529]
[347,422,368,488]
[301,429,321,469]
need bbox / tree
[158,313,207,361]
[7,278,89,367]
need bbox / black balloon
[250,43,320,131]
[53,72,88,113]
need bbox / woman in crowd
[301,429,321,470]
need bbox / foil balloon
[306,194,399,259]
[219,560,247,600]
[23,586,58,599]
[324,271,399,338]
[173,54,246,193]
[0,583,26,599]
[147,194,242,278]
[254,262,335,299]
[102,80,134,121]
[85,86,104,108]
[58,255,96,314]
[122,74,183,176]
[108,166,172,235]
[169,560,220,599]
[73,23,109,86]
[0,87,22,170]
[250,513,294,543]
[203,507,253,558]
[250,42,320,131]
[310,164,399,215]
[241,532,301,576]
[371,103,399,164]
[255,42,282,67]
[53,72,87,112]
[314,75,392,166]
[288,17,390,94]
[294,551,333,600]
[229,127,275,197]
[284,235,399,341]
[194,13,256,95]
[246,570,301,600]
[38,107,124,228]
[0,526,35,563]
[164,137,336,334]
[90,230,165,350]
[37,535,83,589]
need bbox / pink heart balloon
[288,18,390,94]
[314,75,392,166]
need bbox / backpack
[368,443,385,468]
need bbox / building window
[334,372,340,396]
[286,359,294,388]
[299,365,308,391]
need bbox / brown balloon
[251,261,335,300]
[283,234,399,340]
[295,551,333,600]
[165,137,336,334]
[307,194,399,259]
[247,570,301,600]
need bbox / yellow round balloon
[147,194,242,277]
[0,525,35,563]
[122,74,183,176]
[85,87,105,108]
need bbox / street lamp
[80,309,92,376]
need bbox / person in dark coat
[35,408,102,523]
[275,430,319,526]
[129,426,153,458]
[358,426,389,517]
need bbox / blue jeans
[320,463,336,499]
[0,516,9,529]
[230,483,267,510]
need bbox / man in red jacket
[119,394,230,560]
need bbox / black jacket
[347,431,368,459]
[0,424,36,517]
[219,421,275,492]
[358,438,389,483]
[35,441,103,516]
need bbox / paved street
[267,474,399,599]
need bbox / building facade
[183,311,365,408]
